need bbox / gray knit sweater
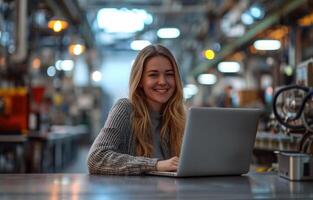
[87,98,171,175]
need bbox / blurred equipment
[0,88,28,134]
[277,152,313,181]
[272,58,313,181]
[297,58,313,87]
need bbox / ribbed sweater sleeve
[87,98,158,175]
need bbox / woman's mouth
[154,88,169,94]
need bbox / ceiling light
[97,8,152,33]
[225,24,245,37]
[298,12,313,26]
[55,60,62,70]
[132,9,153,25]
[92,71,102,82]
[283,65,293,76]
[69,44,85,56]
[241,12,254,25]
[130,40,151,50]
[61,60,74,71]
[253,39,281,50]
[183,84,199,99]
[183,88,193,99]
[157,28,180,39]
[250,6,264,19]
[197,74,217,85]
[32,58,41,69]
[47,66,56,77]
[48,19,68,32]
[203,49,215,60]
[218,61,241,73]
[55,60,74,71]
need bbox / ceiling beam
[84,3,210,14]
[192,0,307,76]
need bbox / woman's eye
[148,74,157,77]
[166,73,174,76]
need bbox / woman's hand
[156,156,179,172]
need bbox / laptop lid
[177,107,261,177]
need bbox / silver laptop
[147,107,261,177]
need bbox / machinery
[272,58,313,181]
[0,87,28,134]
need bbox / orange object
[31,86,45,104]
[0,88,28,134]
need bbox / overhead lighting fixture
[92,70,102,82]
[250,6,264,19]
[183,84,199,99]
[48,19,68,32]
[130,40,151,50]
[69,44,85,56]
[203,49,215,60]
[55,60,74,71]
[157,28,180,39]
[97,8,153,33]
[283,65,293,76]
[31,57,41,69]
[185,84,198,95]
[47,66,56,77]
[253,39,281,50]
[60,60,74,71]
[197,74,217,85]
[218,61,241,73]
[226,24,245,37]
[298,12,313,26]
[267,27,288,40]
[55,60,62,70]
[241,12,254,25]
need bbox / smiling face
[140,55,176,112]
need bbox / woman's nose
[157,75,167,85]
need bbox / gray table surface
[0,172,312,199]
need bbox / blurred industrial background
[0,0,313,173]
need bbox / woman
[87,44,186,175]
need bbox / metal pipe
[10,0,28,63]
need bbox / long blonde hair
[129,44,185,157]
